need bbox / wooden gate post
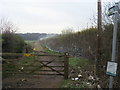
[64,52,69,79]
[117,33,120,88]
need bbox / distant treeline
[17,33,47,40]
[17,33,58,41]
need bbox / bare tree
[1,18,25,54]
[102,2,114,25]
[89,2,114,28]
[0,18,17,34]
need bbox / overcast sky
[0,0,119,34]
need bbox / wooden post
[64,52,69,79]
[117,31,120,88]
[96,0,102,78]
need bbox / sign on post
[106,61,118,76]
[107,2,120,89]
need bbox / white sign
[106,62,118,76]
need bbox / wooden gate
[2,52,69,79]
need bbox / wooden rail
[64,53,69,79]
[2,52,69,79]
[1,53,64,57]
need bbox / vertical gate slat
[64,53,69,79]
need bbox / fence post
[64,52,69,79]
[117,35,120,88]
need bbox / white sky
[0,0,119,34]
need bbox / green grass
[19,56,35,65]
[25,40,36,45]
[61,57,92,88]
[44,49,60,54]
[69,57,89,69]
[2,60,19,79]
[41,44,60,54]
[25,40,36,43]
[2,56,36,79]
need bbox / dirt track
[3,41,64,88]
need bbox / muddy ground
[2,41,64,88]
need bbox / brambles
[1,18,26,58]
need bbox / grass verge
[2,56,36,79]
[19,56,35,65]
[61,57,94,88]
[41,45,60,54]
[2,60,19,79]
[69,57,90,69]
